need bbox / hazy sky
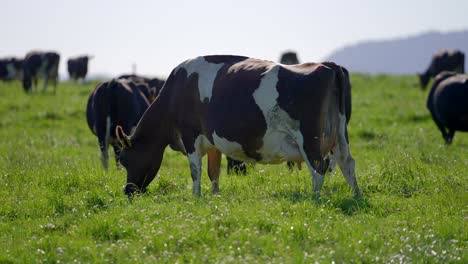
[2,0,468,78]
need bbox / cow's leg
[445,129,455,145]
[207,149,221,194]
[187,151,202,196]
[333,114,360,197]
[300,158,325,195]
[33,77,38,92]
[97,116,111,169]
[433,118,450,144]
[99,139,109,169]
[42,75,49,93]
[53,74,58,94]
[327,154,337,173]
[227,157,247,175]
[297,137,327,195]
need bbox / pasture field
[0,75,466,263]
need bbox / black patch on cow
[204,55,248,64]
[166,68,205,154]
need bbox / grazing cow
[0,57,23,81]
[86,78,153,169]
[426,71,468,144]
[23,51,60,93]
[118,74,166,100]
[67,56,91,82]
[419,49,465,90]
[116,55,360,198]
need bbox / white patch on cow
[177,57,224,103]
[251,65,304,163]
[212,131,256,162]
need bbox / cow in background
[280,51,300,65]
[419,49,465,90]
[427,71,468,144]
[23,51,60,93]
[68,56,91,82]
[118,74,166,100]
[86,78,153,169]
[0,57,23,81]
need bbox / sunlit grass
[0,76,466,263]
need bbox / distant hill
[325,30,468,74]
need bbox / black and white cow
[86,78,153,169]
[419,49,465,90]
[116,55,360,198]
[67,56,91,82]
[427,71,468,144]
[0,57,23,81]
[23,51,60,93]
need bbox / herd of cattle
[0,51,90,93]
[1,49,467,197]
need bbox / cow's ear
[116,125,132,148]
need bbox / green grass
[0,75,466,263]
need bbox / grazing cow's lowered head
[86,78,152,169]
[419,49,465,90]
[117,55,360,198]
[426,71,468,144]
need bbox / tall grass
[0,75,466,263]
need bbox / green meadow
[0,75,466,263]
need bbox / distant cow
[116,55,360,198]
[23,51,60,93]
[86,78,153,169]
[419,49,465,90]
[0,57,23,81]
[67,56,90,82]
[280,51,300,65]
[118,74,165,99]
[427,71,468,144]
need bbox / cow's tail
[97,79,117,169]
[103,79,117,156]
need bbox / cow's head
[418,73,430,90]
[116,125,167,197]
